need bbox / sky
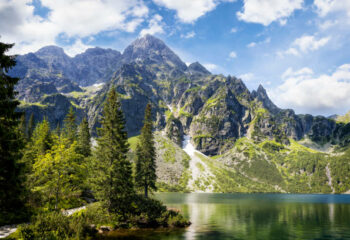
[1,0,350,116]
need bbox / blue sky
[1,0,350,116]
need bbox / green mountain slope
[12,34,350,194]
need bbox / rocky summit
[11,34,350,194]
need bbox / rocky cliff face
[12,34,350,156]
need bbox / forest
[0,42,189,239]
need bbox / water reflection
[104,193,350,240]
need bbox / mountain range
[10,34,350,194]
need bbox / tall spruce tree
[19,113,27,140]
[64,106,77,144]
[27,113,35,140]
[135,103,157,198]
[77,117,91,157]
[92,88,134,215]
[32,118,52,156]
[0,42,26,224]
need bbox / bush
[17,211,96,240]
[166,210,190,227]
[129,195,190,228]
[16,197,190,239]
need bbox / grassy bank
[6,196,190,240]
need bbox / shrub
[17,211,96,240]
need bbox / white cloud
[140,14,164,36]
[281,67,313,79]
[64,39,93,57]
[203,63,218,71]
[238,73,255,81]
[279,35,330,57]
[181,31,196,39]
[230,27,237,33]
[314,0,350,17]
[229,51,237,58]
[0,0,148,54]
[319,19,339,30]
[247,37,270,48]
[270,64,350,115]
[294,35,330,52]
[247,42,256,48]
[153,0,234,23]
[314,1,350,32]
[237,0,304,26]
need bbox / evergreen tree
[64,106,77,144]
[0,41,26,224]
[53,122,61,137]
[32,118,53,156]
[135,103,157,198]
[19,113,27,140]
[92,88,134,215]
[27,113,35,140]
[22,118,53,189]
[31,135,84,210]
[77,117,91,157]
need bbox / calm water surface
[105,193,350,240]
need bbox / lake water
[105,193,350,240]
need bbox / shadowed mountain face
[12,34,350,155]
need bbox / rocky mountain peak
[35,45,68,58]
[257,84,266,94]
[187,62,211,75]
[122,34,187,71]
[252,84,280,114]
[131,34,165,48]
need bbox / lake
[105,193,350,239]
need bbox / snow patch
[167,104,173,113]
[92,83,104,88]
[326,163,335,193]
[182,135,215,192]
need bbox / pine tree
[32,118,53,156]
[77,117,91,157]
[92,88,134,215]
[0,41,26,224]
[64,106,77,144]
[19,113,27,140]
[22,118,53,183]
[31,135,84,210]
[135,103,157,198]
[27,113,35,140]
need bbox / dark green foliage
[63,106,77,144]
[329,148,350,193]
[92,88,134,215]
[31,118,53,156]
[16,200,189,240]
[27,113,35,140]
[0,41,27,225]
[135,103,157,198]
[77,117,91,157]
[17,211,96,240]
[19,113,27,140]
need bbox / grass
[19,100,47,108]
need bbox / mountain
[73,47,122,86]
[122,34,187,71]
[12,34,350,194]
